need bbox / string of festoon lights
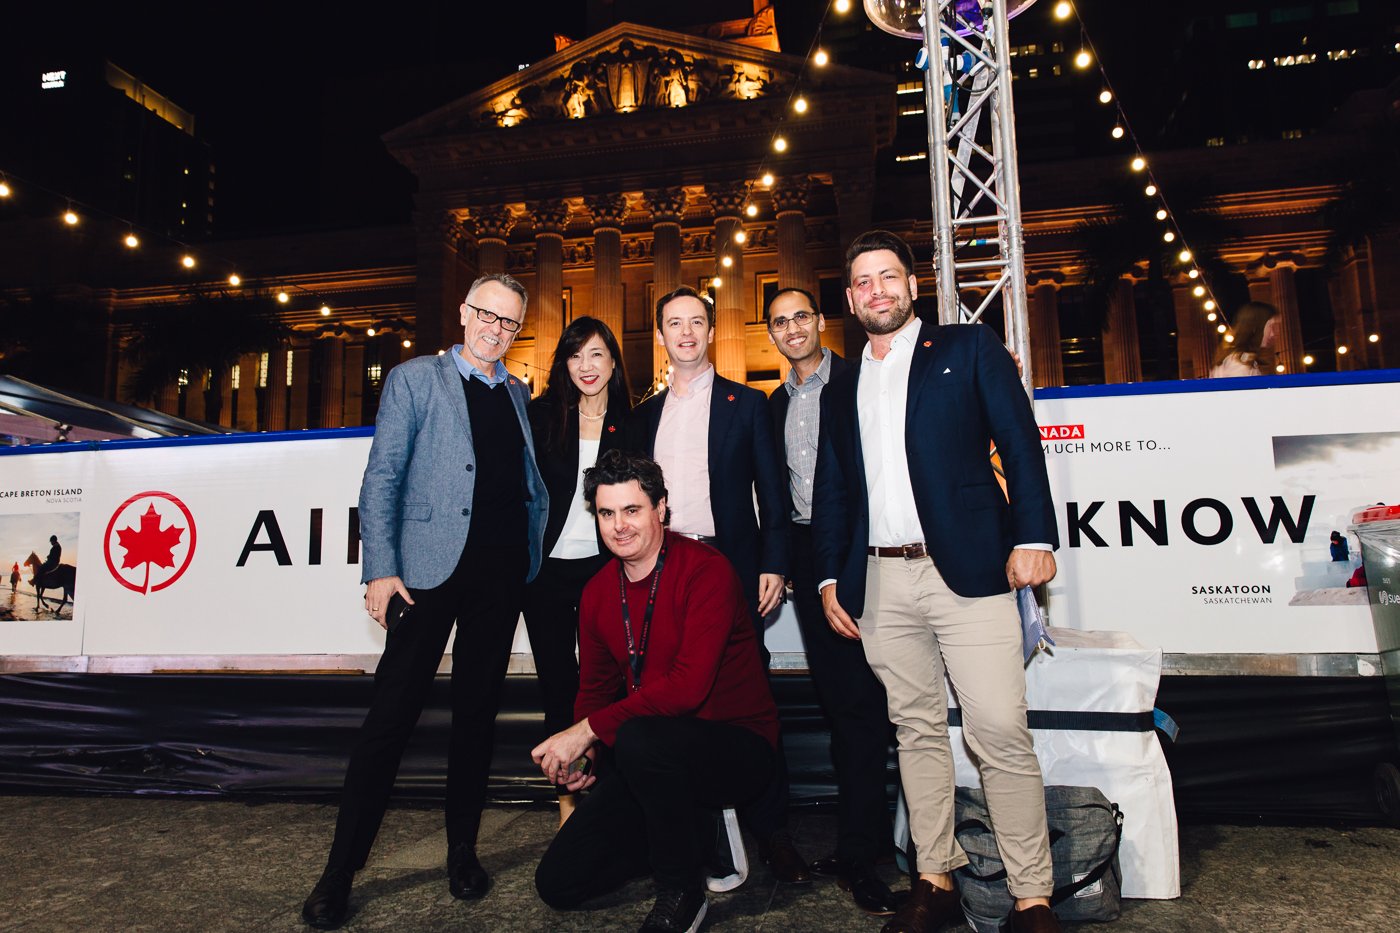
[0,167,414,353]
[1047,2,1262,363]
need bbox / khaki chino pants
[860,553,1053,897]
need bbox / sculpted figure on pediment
[593,40,654,114]
[654,50,693,108]
[561,62,598,120]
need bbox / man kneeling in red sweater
[532,449,780,933]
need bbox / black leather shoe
[879,878,961,933]
[301,868,353,930]
[1006,904,1061,933]
[447,844,491,900]
[759,829,812,884]
[808,855,842,878]
[838,860,901,916]
[640,884,707,933]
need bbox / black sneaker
[639,884,708,933]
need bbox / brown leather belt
[675,532,719,546]
[867,543,928,560]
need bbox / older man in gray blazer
[302,273,548,930]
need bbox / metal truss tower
[869,0,1036,394]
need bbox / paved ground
[2,795,1397,932]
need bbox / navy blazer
[527,395,629,557]
[811,321,1057,616]
[359,353,548,589]
[627,373,789,605]
[767,351,851,523]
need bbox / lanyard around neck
[618,536,668,693]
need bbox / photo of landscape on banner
[0,511,80,621]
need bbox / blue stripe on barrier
[0,425,375,457]
[1034,368,1400,401]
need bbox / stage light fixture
[228,274,242,287]
[1074,50,1092,69]
[1131,156,1146,172]
[745,204,759,217]
[1053,1,1072,19]
[1098,89,1112,104]
[181,255,196,268]
[794,97,808,114]
[734,230,748,244]
[1111,125,1124,139]
[773,135,788,152]
[1162,230,1175,242]
[1178,249,1192,263]
[814,49,829,67]
[1155,209,1168,221]
[277,291,289,303]
[721,255,733,268]
[1303,354,1314,365]
[1193,285,1205,297]
[1145,184,1157,197]
[124,233,139,248]
[1204,299,1216,311]
[1337,344,1348,355]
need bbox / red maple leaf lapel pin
[922,340,932,348]
[727,394,736,402]
[607,425,616,433]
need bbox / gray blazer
[358,352,548,589]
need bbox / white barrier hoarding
[0,372,1396,663]
[1036,373,1400,654]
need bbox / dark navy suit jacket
[628,373,788,609]
[811,320,1058,617]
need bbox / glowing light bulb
[793,97,808,114]
[1275,364,1285,373]
[721,255,733,268]
[1178,249,1192,263]
[1188,269,1199,280]
[1303,354,1314,365]
[366,327,376,337]
[1204,299,1216,311]
[277,291,289,304]
[835,0,851,12]
[320,305,331,316]
[124,233,139,248]
[1217,324,1228,334]
[181,255,196,269]
[1111,125,1125,139]
[814,49,829,67]
[734,230,748,244]
[1156,209,1168,221]
[745,204,759,217]
[1207,312,1218,322]
[1162,230,1176,242]
[0,181,10,198]
[1369,333,1380,343]
[1224,334,1234,343]
[1337,344,1348,355]
[773,136,788,153]
[1074,50,1092,69]
[1193,285,1206,297]
[1098,89,1112,104]
[1145,184,1158,197]
[711,276,723,288]
[1131,156,1146,172]
[761,173,774,187]
[402,339,413,349]
[1053,1,1072,19]
[63,210,79,225]
[228,274,242,287]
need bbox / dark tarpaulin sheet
[1,671,1394,822]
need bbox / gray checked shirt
[782,348,832,524]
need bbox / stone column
[771,175,812,295]
[266,345,289,430]
[343,343,366,427]
[289,345,311,429]
[183,372,206,423]
[587,193,628,339]
[319,338,346,428]
[647,187,688,384]
[1172,282,1216,379]
[235,354,259,431]
[1264,257,1306,375]
[528,199,570,378]
[707,181,750,383]
[1026,272,1064,388]
[413,208,471,355]
[1102,277,1143,384]
[474,205,515,276]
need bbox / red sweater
[575,533,779,748]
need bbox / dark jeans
[790,521,894,865]
[521,554,609,739]
[535,716,776,905]
[324,540,527,874]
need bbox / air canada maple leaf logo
[103,491,197,594]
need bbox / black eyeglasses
[768,310,814,331]
[466,302,522,333]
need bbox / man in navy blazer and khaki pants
[302,273,548,930]
[812,232,1061,933]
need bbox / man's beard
[855,295,915,336]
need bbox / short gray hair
[466,273,528,315]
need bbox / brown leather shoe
[1006,904,1061,933]
[760,830,812,884]
[879,878,961,933]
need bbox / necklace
[579,409,606,421]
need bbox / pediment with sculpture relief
[388,23,802,140]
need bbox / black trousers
[324,539,527,874]
[520,554,609,740]
[534,716,776,906]
[790,521,894,865]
